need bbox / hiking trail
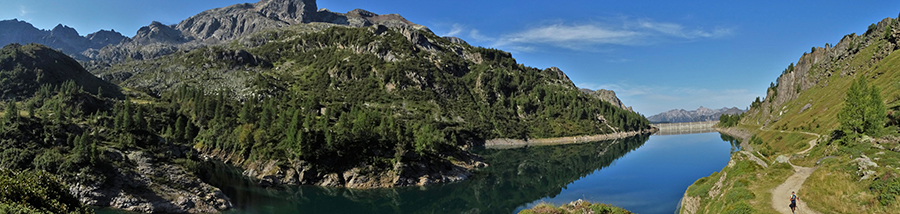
[770,131,822,214]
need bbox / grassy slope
[685,20,900,214]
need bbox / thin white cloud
[445,24,464,37]
[467,29,492,42]
[496,24,642,47]
[577,82,755,114]
[19,5,29,16]
[443,18,733,52]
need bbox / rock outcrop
[70,150,232,213]
[580,88,633,112]
[648,106,744,123]
[87,0,431,64]
[1,0,436,65]
[749,17,900,126]
[200,147,486,189]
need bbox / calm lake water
[196,132,737,214]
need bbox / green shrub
[687,172,718,197]
[870,176,900,205]
[0,169,90,214]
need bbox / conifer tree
[134,108,145,130]
[184,120,195,142]
[839,76,887,138]
[175,116,186,141]
[3,100,17,125]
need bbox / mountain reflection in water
[205,133,733,214]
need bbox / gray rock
[71,149,232,213]
[799,103,812,114]
[443,36,468,45]
[580,88,632,112]
[851,155,879,181]
[775,155,790,164]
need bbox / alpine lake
[99,131,738,214]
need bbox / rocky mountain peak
[255,0,318,24]
[347,9,377,18]
[134,21,185,44]
[580,88,633,112]
[86,29,128,48]
[50,24,80,38]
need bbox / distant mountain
[580,88,633,112]
[0,19,129,60]
[647,106,744,123]
[0,0,431,65]
[0,43,122,99]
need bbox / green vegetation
[0,169,90,214]
[89,25,649,174]
[718,113,743,127]
[837,76,887,140]
[0,43,121,99]
[518,200,632,214]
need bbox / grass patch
[687,172,719,197]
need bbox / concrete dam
[651,121,718,135]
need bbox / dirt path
[770,137,822,214]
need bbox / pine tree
[839,76,887,138]
[239,97,257,124]
[26,100,35,118]
[3,100,17,125]
[184,120,195,142]
[864,85,887,137]
[174,116,186,141]
[133,108,145,130]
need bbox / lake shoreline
[679,126,754,214]
[484,128,658,149]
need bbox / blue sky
[2,0,900,114]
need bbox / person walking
[789,191,798,214]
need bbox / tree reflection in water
[206,134,652,214]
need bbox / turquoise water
[200,132,736,214]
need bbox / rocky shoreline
[714,127,754,152]
[680,126,753,214]
[198,146,487,189]
[69,149,232,213]
[484,128,658,149]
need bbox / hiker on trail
[789,191,797,214]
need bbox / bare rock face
[256,0,318,24]
[545,67,576,88]
[70,149,232,213]
[4,0,435,65]
[580,88,631,112]
[133,21,186,45]
[86,29,130,49]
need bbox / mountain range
[647,106,744,123]
[0,0,429,63]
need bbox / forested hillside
[90,23,650,187]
